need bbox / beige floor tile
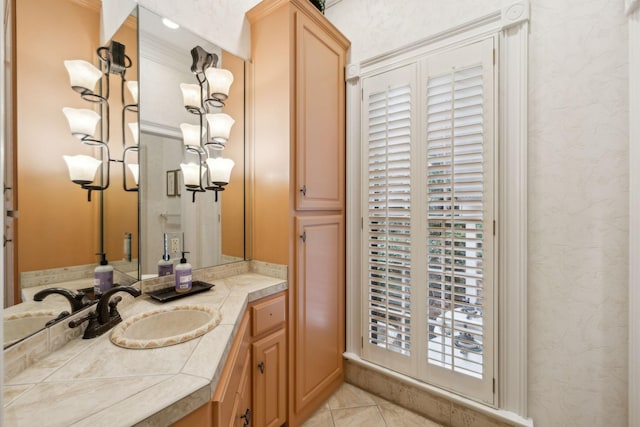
[301,408,334,427]
[378,402,444,427]
[332,406,387,427]
[326,383,377,409]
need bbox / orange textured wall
[249,4,292,266]
[220,50,245,260]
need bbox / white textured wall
[527,1,628,425]
[326,0,629,426]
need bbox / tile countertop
[3,272,287,427]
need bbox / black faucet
[34,287,91,313]
[69,285,141,339]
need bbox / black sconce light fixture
[62,40,139,202]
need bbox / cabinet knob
[258,361,265,374]
[300,231,306,242]
[300,185,307,196]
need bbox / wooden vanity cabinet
[247,1,349,425]
[172,311,252,427]
[172,292,288,427]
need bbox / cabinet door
[234,349,253,427]
[294,215,345,412]
[253,328,287,427]
[295,10,346,211]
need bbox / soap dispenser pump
[94,253,114,295]
[175,251,192,293]
[157,233,173,277]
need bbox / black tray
[146,281,215,302]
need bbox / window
[361,38,496,403]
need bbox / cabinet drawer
[252,294,286,336]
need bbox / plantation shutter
[423,38,495,402]
[360,37,495,403]
[361,64,417,374]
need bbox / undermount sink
[110,304,221,349]
[4,310,59,346]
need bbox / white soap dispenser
[94,253,114,295]
[157,233,173,276]
[175,251,192,293]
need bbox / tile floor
[302,382,444,427]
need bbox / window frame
[344,0,529,418]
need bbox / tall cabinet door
[295,10,346,211]
[294,215,345,412]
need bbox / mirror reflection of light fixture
[179,83,202,113]
[62,40,139,202]
[179,45,235,202]
[128,122,139,144]
[204,67,233,107]
[126,81,139,104]
[205,157,234,199]
[180,123,205,147]
[127,163,139,186]
[180,162,205,188]
[205,113,235,148]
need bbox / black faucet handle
[108,296,123,318]
[95,286,141,324]
[45,311,71,327]
[68,311,97,329]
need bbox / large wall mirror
[138,6,246,276]
[3,0,247,348]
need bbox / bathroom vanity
[2,262,287,427]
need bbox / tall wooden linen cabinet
[247,1,349,426]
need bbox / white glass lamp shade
[204,68,233,99]
[180,83,202,110]
[205,113,235,144]
[180,123,205,147]
[127,164,139,185]
[206,157,234,185]
[128,122,139,144]
[64,60,102,93]
[180,162,204,187]
[126,81,139,104]
[63,155,102,184]
[62,107,100,138]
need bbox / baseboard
[343,353,533,427]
